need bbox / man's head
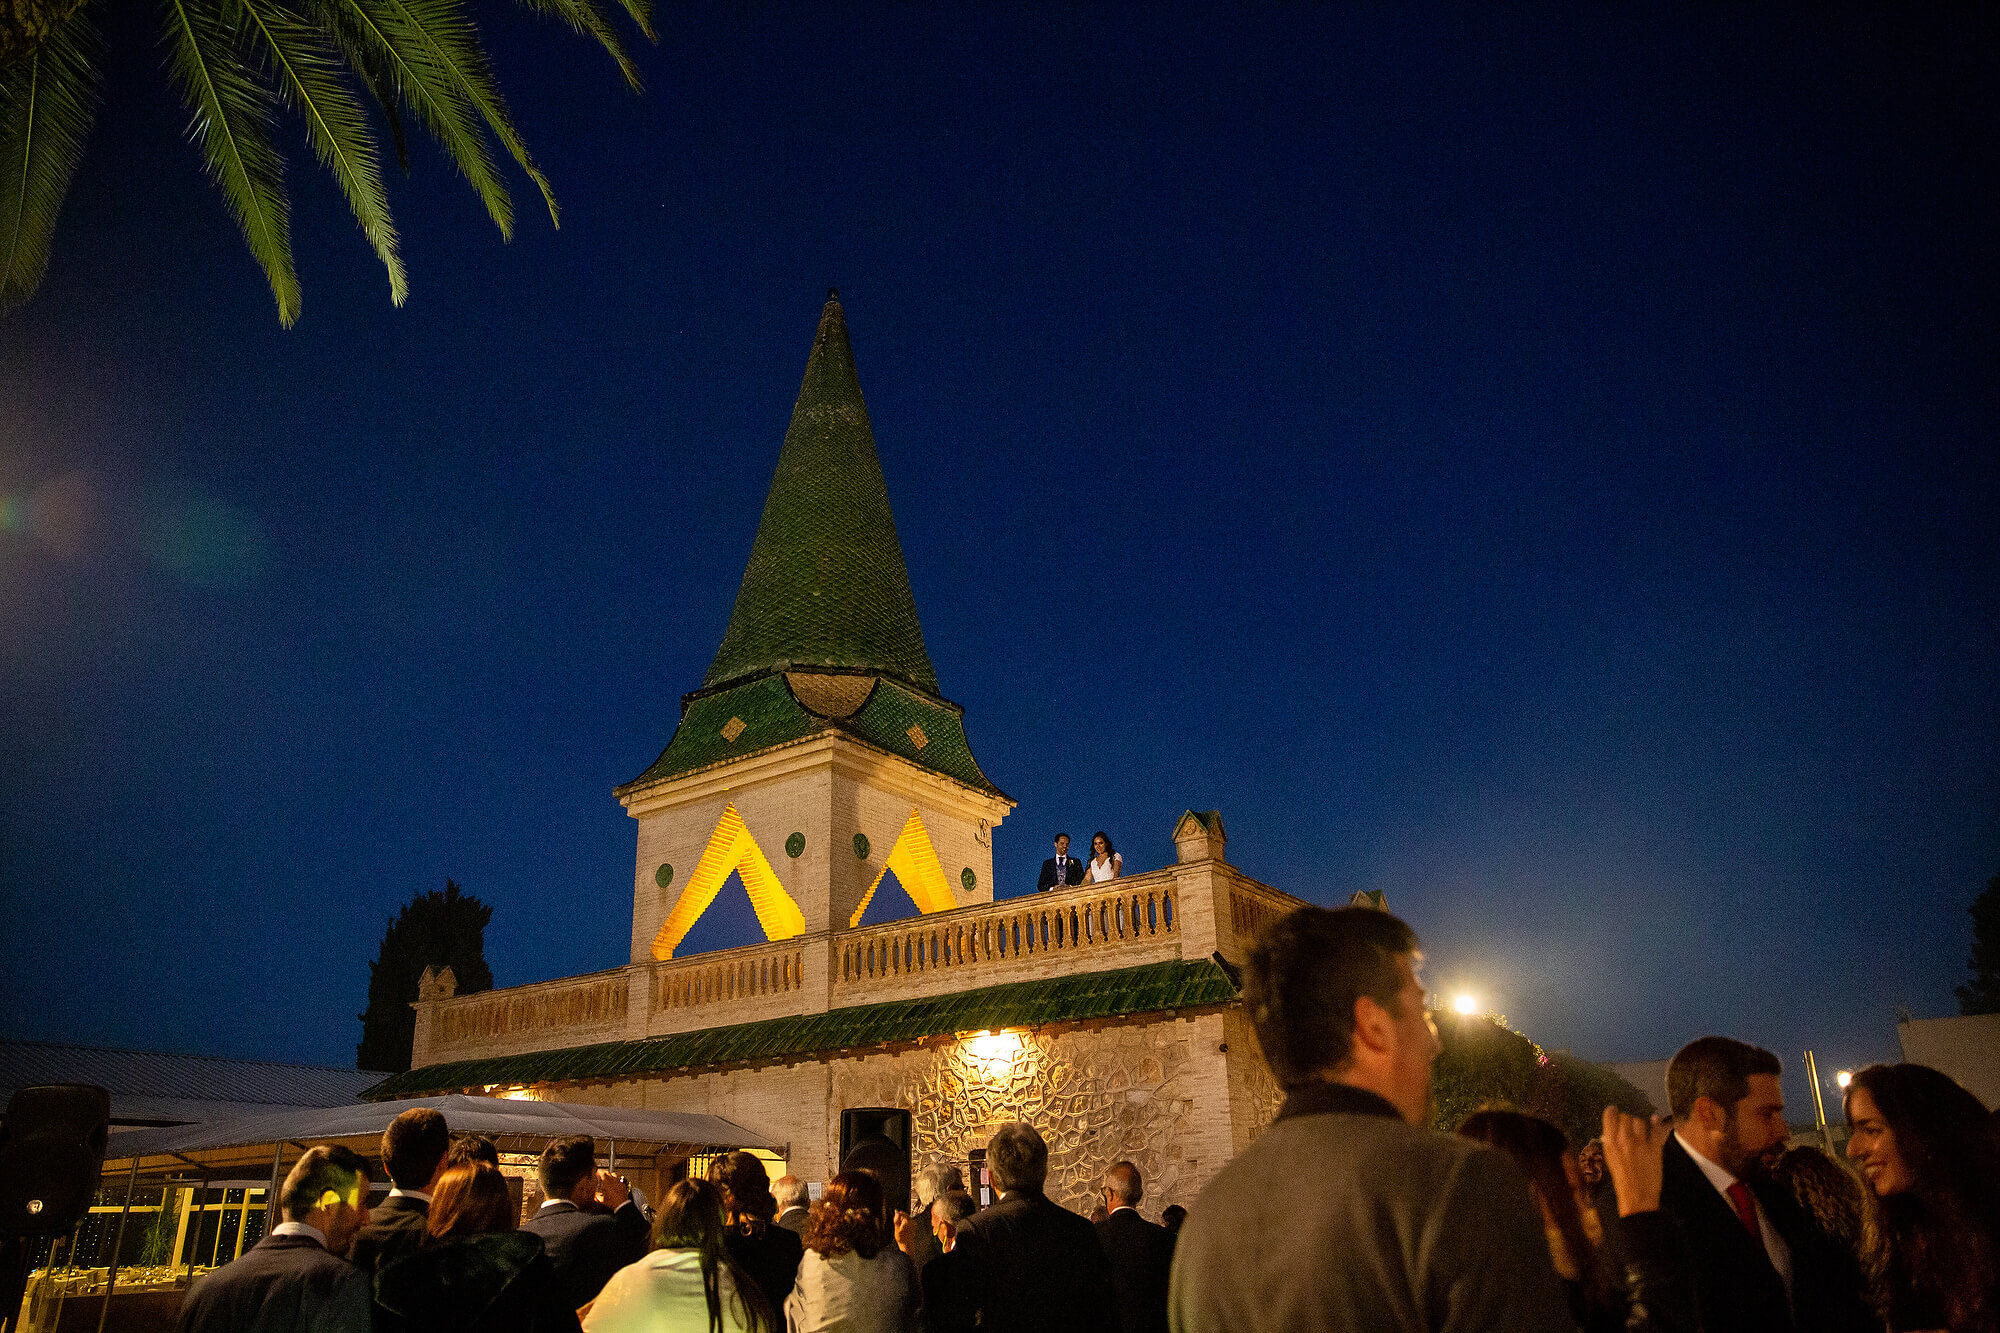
[1102,1161,1142,1210]
[1244,905,1437,1123]
[915,1162,964,1208]
[538,1134,598,1204]
[1668,1036,1787,1176]
[932,1190,976,1251]
[772,1174,809,1214]
[446,1133,500,1169]
[985,1122,1048,1195]
[280,1145,371,1251]
[1054,834,1071,856]
[381,1107,450,1192]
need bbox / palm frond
[162,0,301,324]
[370,0,557,226]
[310,0,513,237]
[237,0,406,305]
[508,0,642,89]
[0,5,102,312]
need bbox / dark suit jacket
[774,1206,809,1237]
[344,1193,429,1276]
[520,1199,649,1312]
[948,1189,1114,1333]
[920,1246,978,1333]
[1659,1135,1873,1333]
[1037,856,1085,891]
[373,1230,579,1333]
[903,1200,942,1273]
[1095,1208,1172,1333]
[723,1222,803,1313]
[175,1234,370,1333]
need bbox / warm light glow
[497,1086,539,1101]
[1836,1070,1853,1089]
[1452,993,1480,1015]
[962,1028,1023,1079]
[849,808,960,927]
[652,803,807,958]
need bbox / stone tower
[616,294,1015,971]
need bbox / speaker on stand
[0,1086,111,1333]
[837,1108,912,1217]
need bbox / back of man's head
[986,1122,1048,1195]
[915,1162,964,1206]
[539,1134,596,1200]
[772,1174,809,1212]
[381,1108,450,1190]
[1667,1036,1782,1120]
[1103,1160,1142,1206]
[934,1190,976,1225]
[447,1133,500,1169]
[1245,905,1420,1087]
[281,1144,369,1221]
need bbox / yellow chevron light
[849,808,958,928]
[652,804,806,959]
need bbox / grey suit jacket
[1169,1082,1574,1333]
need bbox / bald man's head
[1103,1160,1142,1206]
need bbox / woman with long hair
[374,1162,578,1333]
[1845,1062,2000,1333]
[1770,1143,1869,1262]
[1456,1108,1697,1333]
[584,1178,769,1333]
[1086,832,1121,882]
[785,1171,919,1333]
[715,1151,804,1313]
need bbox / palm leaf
[0,5,102,312]
[236,0,406,304]
[368,0,557,226]
[508,0,643,89]
[309,0,513,237]
[162,0,301,324]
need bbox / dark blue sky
[3,4,1995,1109]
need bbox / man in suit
[944,1122,1114,1333]
[1095,1162,1172,1333]
[772,1174,810,1235]
[902,1162,965,1273]
[522,1135,650,1313]
[176,1145,372,1333]
[1037,834,1085,892]
[920,1191,979,1333]
[1169,905,1589,1333]
[344,1107,448,1275]
[1659,1036,1874,1333]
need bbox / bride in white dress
[1087,831,1122,882]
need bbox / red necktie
[1726,1181,1759,1236]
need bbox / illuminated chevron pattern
[849,808,957,927]
[652,804,807,959]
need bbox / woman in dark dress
[375,1161,579,1333]
[715,1151,804,1315]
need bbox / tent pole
[94,1158,139,1333]
[263,1142,284,1240]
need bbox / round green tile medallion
[654,863,674,888]
[785,832,805,859]
[853,833,870,859]
[961,867,977,891]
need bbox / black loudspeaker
[838,1107,912,1216]
[0,1085,110,1238]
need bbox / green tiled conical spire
[702,292,942,698]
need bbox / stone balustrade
[433,968,630,1049]
[1226,877,1300,947]
[650,938,806,1015]
[835,869,1181,993]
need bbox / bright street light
[1835,1070,1853,1089]
[1451,993,1479,1016]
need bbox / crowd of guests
[1038,832,1123,890]
[177,905,2000,1333]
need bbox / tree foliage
[1957,870,2000,1016]
[1429,1011,1654,1149]
[0,0,650,324]
[357,878,494,1072]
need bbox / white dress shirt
[1674,1132,1792,1300]
[268,1221,328,1247]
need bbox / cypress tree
[1957,870,2000,1016]
[357,880,495,1072]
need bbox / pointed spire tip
[827,287,840,302]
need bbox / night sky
[3,4,1995,1113]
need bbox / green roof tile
[704,294,940,697]
[362,958,1238,1099]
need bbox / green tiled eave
[622,675,1006,799]
[362,959,1237,1100]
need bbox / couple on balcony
[1036,831,1122,892]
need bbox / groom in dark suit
[1658,1036,1874,1333]
[1037,834,1085,892]
[345,1107,449,1275]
